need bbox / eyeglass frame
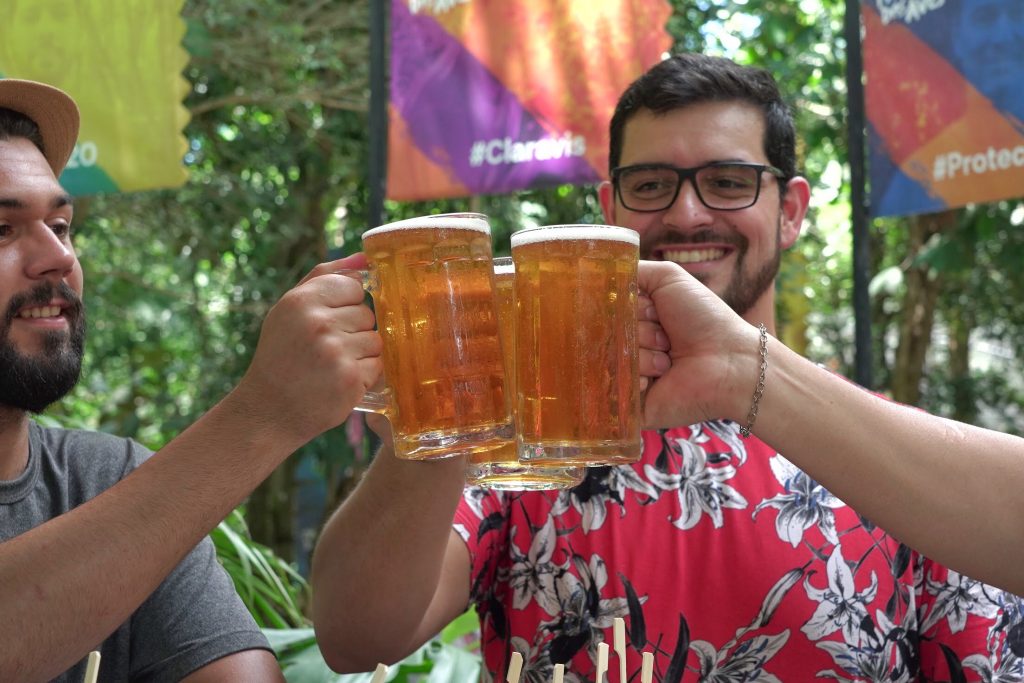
[610,161,787,213]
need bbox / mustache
[652,229,747,248]
[4,282,84,325]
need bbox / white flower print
[464,485,504,520]
[921,570,1003,633]
[644,436,747,530]
[538,554,629,662]
[553,465,659,533]
[690,631,790,682]
[685,569,802,682]
[802,546,879,643]
[963,650,1024,683]
[814,609,914,682]
[816,642,910,683]
[701,420,751,467]
[509,636,587,683]
[508,517,561,615]
[753,455,845,547]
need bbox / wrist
[721,323,770,427]
[218,378,315,453]
[738,324,769,437]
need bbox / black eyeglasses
[611,162,785,212]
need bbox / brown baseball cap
[0,78,80,176]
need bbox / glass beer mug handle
[355,379,392,413]
[335,268,371,289]
[335,268,390,413]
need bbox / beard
[0,282,86,413]
[717,221,782,316]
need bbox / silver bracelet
[739,324,768,438]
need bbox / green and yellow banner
[0,0,191,195]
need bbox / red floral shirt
[453,421,1023,682]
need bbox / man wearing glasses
[312,54,1016,681]
[599,68,804,324]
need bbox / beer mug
[511,224,642,466]
[354,213,514,460]
[465,257,584,490]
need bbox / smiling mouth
[661,248,727,264]
[17,305,64,319]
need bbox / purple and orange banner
[387,0,672,201]
[863,0,1024,218]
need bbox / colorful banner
[387,0,672,201]
[863,0,1024,218]
[0,0,190,196]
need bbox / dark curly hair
[608,53,798,188]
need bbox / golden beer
[511,225,641,466]
[466,258,584,489]
[359,213,513,460]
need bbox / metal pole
[367,0,388,229]
[360,0,388,462]
[845,0,873,389]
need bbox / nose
[662,176,715,230]
[24,224,76,281]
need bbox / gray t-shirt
[0,422,272,682]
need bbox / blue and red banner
[387,0,672,201]
[863,0,1024,217]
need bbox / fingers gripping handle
[336,268,390,413]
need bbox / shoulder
[31,422,154,496]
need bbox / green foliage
[267,628,481,683]
[213,509,311,629]
[212,509,483,681]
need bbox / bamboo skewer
[613,617,627,683]
[369,663,389,683]
[596,642,609,683]
[640,652,654,683]
[83,651,101,683]
[507,651,524,683]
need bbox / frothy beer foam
[510,224,639,248]
[493,257,515,276]
[363,213,489,238]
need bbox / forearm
[311,447,469,672]
[0,388,305,682]
[752,338,1024,593]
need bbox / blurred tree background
[49,0,1024,579]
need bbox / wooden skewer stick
[369,663,389,683]
[83,651,101,683]
[507,651,524,683]
[640,652,654,683]
[596,642,609,683]
[552,662,565,683]
[614,617,627,683]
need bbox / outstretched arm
[311,419,472,673]
[0,255,382,682]
[638,259,1024,595]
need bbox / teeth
[663,248,726,264]
[18,306,61,319]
